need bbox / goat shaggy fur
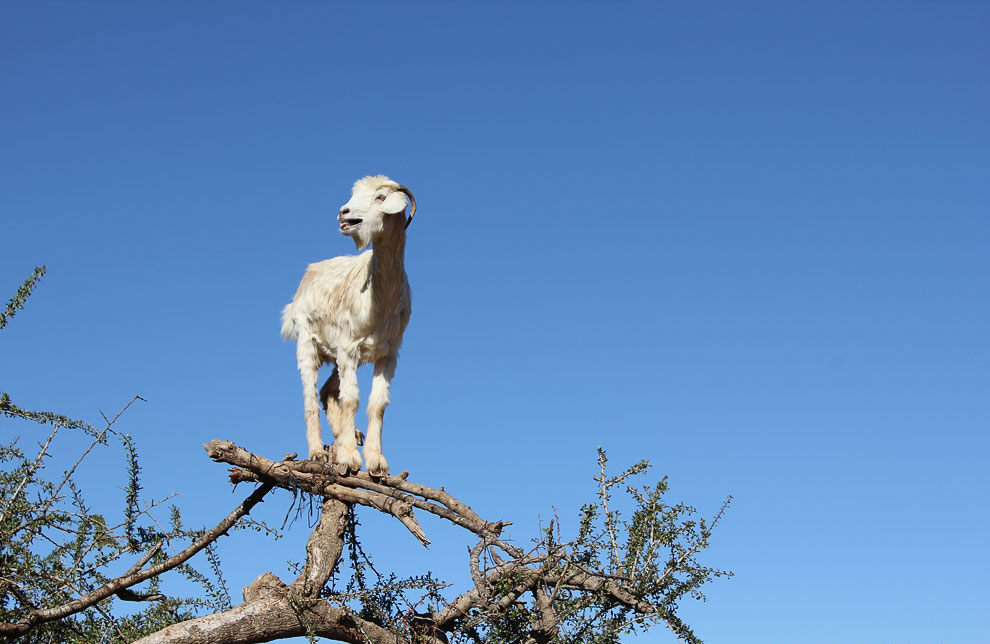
[281,175,415,476]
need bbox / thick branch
[0,482,275,637]
[292,498,348,596]
[528,585,560,644]
[132,593,402,644]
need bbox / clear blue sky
[2,2,988,643]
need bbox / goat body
[281,175,415,476]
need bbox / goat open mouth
[339,218,362,231]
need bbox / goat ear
[381,190,408,215]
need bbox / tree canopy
[1,268,730,643]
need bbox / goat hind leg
[321,367,363,446]
[329,361,363,475]
[298,341,329,462]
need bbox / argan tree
[1,268,731,643]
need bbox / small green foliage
[0,393,98,438]
[449,450,732,644]
[120,432,142,549]
[0,265,46,330]
[0,268,267,642]
[0,412,243,641]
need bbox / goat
[281,175,416,476]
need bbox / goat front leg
[329,359,363,475]
[298,340,329,462]
[364,358,396,477]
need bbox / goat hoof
[331,444,362,476]
[365,452,389,478]
[307,447,331,463]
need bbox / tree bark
[133,594,400,644]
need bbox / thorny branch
[0,481,275,637]
[0,425,60,530]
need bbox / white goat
[281,175,416,476]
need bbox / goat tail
[280,302,298,341]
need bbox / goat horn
[394,185,417,229]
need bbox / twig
[595,449,623,574]
[0,423,60,529]
[656,495,732,586]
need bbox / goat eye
[376,194,386,201]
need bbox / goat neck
[367,226,407,300]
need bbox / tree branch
[132,593,403,644]
[0,481,275,637]
[206,439,506,547]
[292,498,348,596]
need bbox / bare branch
[217,443,431,546]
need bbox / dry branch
[207,440,431,546]
[205,439,507,547]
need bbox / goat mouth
[339,218,363,232]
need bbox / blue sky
[2,2,988,643]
